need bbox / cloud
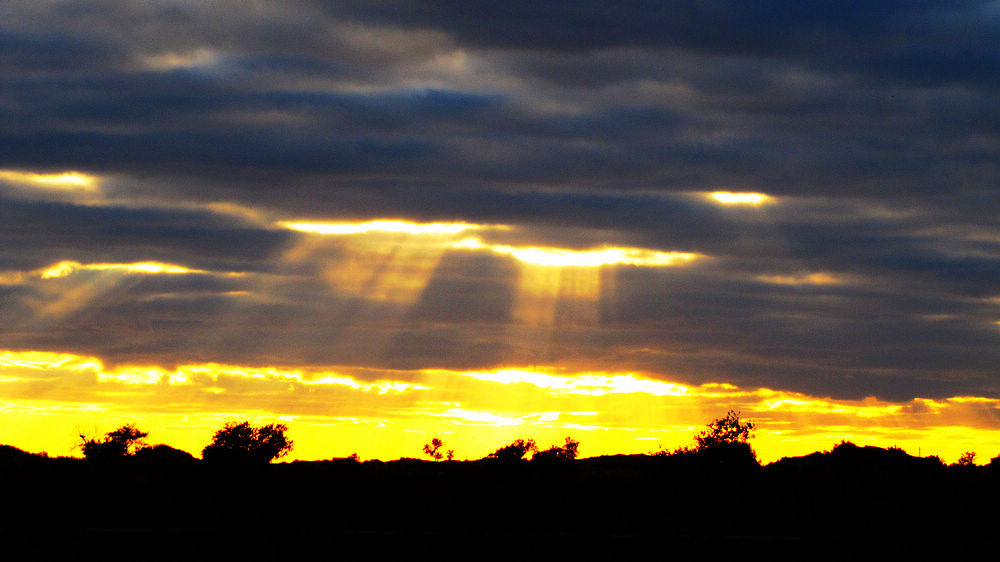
[0,194,292,272]
[1,0,1000,416]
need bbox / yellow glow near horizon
[0,350,104,372]
[0,170,99,191]
[453,237,701,268]
[708,191,773,206]
[280,220,487,236]
[38,261,236,279]
[3,349,1000,464]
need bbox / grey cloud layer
[2,1,1000,401]
[3,1,998,197]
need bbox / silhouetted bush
[201,421,292,464]
[954,451,977,466]
[831,440,858,454]
[532,437,580,462]
[423,437,453,461]
[487,438,537,463]
[79,424,148,461]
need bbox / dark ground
[1,443,994,555]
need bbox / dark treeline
[3,413,998,553]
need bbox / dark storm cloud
[0,29,118,72]
[0,193,292,272]
[329,1,1000,86]
[1,1,996,199]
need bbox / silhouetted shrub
[423,437,453,461]
[487,438,537,463]
[831,440,858,454]
[532,437,580,462]
[953,451,977,466]
[201,421,292,464]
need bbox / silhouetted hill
[767,441,946,476]
[133,444,198,464]
[1,443,996,552]
[0,444,32,464]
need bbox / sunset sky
[3,1,1000,463]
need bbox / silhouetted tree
[487,438,537,463]
[533,437,580,462]
[423,438,444,461]
[683,410,759,467]
[695,410,755,451]
[955,451,976,466]
[79,424,148,461]
[201,421,292,464]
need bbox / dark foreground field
[2,443,995,554]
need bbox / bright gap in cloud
[0,351,428,393]
[280,220,489,236]
[279,219,699,268]
[447,368,690,396]
[0,170,99,192]
[38,261,230,279]
[452,237,701,268]
[707,191,773,206]
[141,48,219,70]
[757,272,842,285]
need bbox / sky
[3,1,1000,463]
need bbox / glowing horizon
[2,349,998,465]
